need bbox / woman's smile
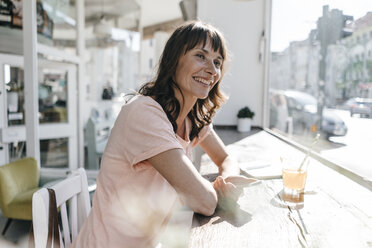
[193,76,214,87]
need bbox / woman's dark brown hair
[139,21,228,140]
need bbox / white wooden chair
[32,168,91,248]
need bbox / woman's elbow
[199,204,216,217]
[195,191,217,216]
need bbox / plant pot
[237,118,251,132]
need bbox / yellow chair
[0,157,40,235]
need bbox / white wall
[140,31,170,83]
[198,0,268,126]
[140,38,156,82]
[154,31,170,66]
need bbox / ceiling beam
[142,18,184,39]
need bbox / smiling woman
[72,21,257,248]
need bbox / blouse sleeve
[112,97,183,167]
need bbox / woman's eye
[196,54,205,60]
[214,61,221,68]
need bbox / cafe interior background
[0,0,372,245]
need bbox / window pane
[4,64,68,125]
[8,141,26,163]
[37,0,77,56]
[269,1,372,179]
[39,68,68,123]
[5,65,25,126]
[40,138,68,168]
[7,138,69,168]
[0,1,76,56]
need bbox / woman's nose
[205,60,218,76]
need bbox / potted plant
[237,106,255,132]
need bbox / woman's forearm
[218,155,240,178]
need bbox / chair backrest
[32,168,91,248]
[0,157,39,215]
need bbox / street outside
[292,109,372,181]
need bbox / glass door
[0,53,78,176]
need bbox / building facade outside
[270,6,372,107]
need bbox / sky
[271,0,372,52]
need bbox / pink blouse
[72,95,211,248]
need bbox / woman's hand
[225,175,258,187]
[212,175,258,209]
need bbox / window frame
[262,0,372,191]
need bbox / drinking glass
[281,156,309,201]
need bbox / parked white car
[270,90,348,138]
